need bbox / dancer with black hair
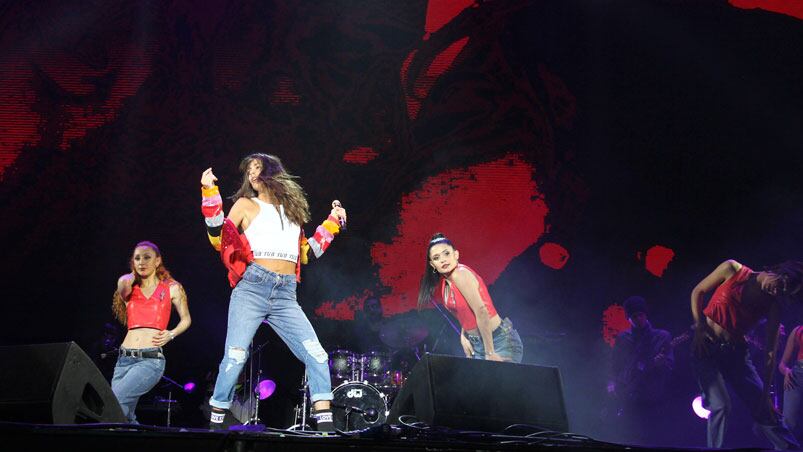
[691,259,803,449]
[417,233,523,363]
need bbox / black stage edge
[2,422,764,452]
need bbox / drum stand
[288,373,311,430]
[242,340,270,428]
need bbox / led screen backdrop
[1,0,802,444]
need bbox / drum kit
[290,313,429,431]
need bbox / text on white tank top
[244,198,300,262]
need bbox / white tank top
[243,198,301,263]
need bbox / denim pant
[694,338,799,449]
[784,362,803,437]
[210,263,332,409]
[466,317,524,363]
[111,347,165,423]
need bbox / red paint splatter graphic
[602,304,631,347]
[539,242,569,270]
[0,44,154,178]
[0,60,38,175]
[729,0,803,20]
[368,153,548,316]
[400,0,476,120]
[402,36,470,120]
[642,245,675,277]
[343,146,379,165]
[424,0,475,37]
[315,289,373,321]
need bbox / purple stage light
[692,395,710,419]
[183,381,196,393]
[256,379,276,400]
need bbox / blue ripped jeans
[111,347,165,423]
[466,317,524,363]
[783,361,803,437]
[210,263,332,409]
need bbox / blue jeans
[784,362,803,436]
[210,263,332,409]
[694,338,799,449]
[466,317,524,363]
[111,347,165,423]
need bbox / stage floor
[2,421,763,452]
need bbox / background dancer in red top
[691,259,803,449]
[417,233,523,363]
[111,241,191,424]
[200,153,346,431]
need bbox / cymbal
[379,313,429,349]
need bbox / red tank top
[703,265,766,336]
[439,264,498,331]
[127,280,173,330]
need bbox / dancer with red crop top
[691,259,803,449]
[417,233,523,363]
[111,241,191,423]
[200,153,346,431]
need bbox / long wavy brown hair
[112,241,173,325]
[230,153,311,226]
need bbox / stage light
[183,381,196,393]
[692,395,710,419]
[256,379,276,400]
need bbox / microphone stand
[332,403,372,431]
[159,375,185,426]
[99,347,119,359]
[428,297,461,337]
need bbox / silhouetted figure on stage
[89,322,124,381]
[353,297,387,354]
[608,296,675,445]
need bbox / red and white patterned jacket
[201,185,340,286]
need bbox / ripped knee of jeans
[223,346,248,373]
[302,339,328,364]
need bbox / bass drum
[331,381,387,431]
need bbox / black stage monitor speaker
[388,353,569,432]
[0,342,125,424]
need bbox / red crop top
[703,265,768,336]
[127,280,173,330]
[439,264,498,331]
